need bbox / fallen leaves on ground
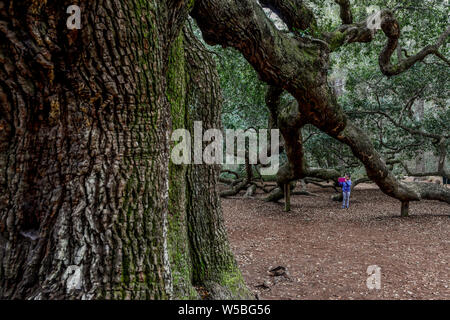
[221,184,450,300]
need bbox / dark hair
[345,173,351,178]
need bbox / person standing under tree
[339,174,352,209]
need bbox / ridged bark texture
[182,26,252,299]
[0,0,193,300]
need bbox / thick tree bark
[0,0,250,300]
[0,0,187,299]
[166,30,198,300]
[182,25,252,299]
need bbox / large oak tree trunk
[182,26,251,299]
[0,0,250,300]
[166,25,252,300]
[0,0,176,299]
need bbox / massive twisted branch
[192,0,450,207]
[378,11,450,75]
[264,86,342,202]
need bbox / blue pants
[342,191,350,208]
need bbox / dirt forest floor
[221,183,450,300]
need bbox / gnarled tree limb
[325,9,450,74]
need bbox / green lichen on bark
[113,0,171,300]
[329,31,346,51]
[181,26,254,300]
[167,33,199,300]
[212,264,254,299]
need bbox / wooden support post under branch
[284,183,291,212]
[401,201,409,217]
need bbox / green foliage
[215,48,269,130]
